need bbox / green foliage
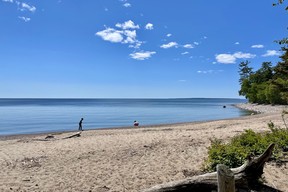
[204,112,288,171]
[238,47,288,104]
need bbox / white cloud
[122,30,137,44]
[262,50,281,57]
[145,23,153,30]
[233,52,256,59]
[130,51,156,60]
[96,28,124,43]
[197,70,223,74]
[160,42,178,49]
[2,0,13,3]
[235,42,240,45]
[167,33,172,37]
[215,54,236,64]
[96,20,143,48]
[215,52,256,64]
[2,0,36,12]
[251,44,264,48]
[123,3,131,7]
[181,52,189,55]
[21,2,36,12]
[116,20,139,30]
[18,16,30,22]
[183,44,194,49]
[123,30,136,39]
[194,42,199,45]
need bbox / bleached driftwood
[217,164,235,192]
[143,144,277,192]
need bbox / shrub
[204,113,288,171]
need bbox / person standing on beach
[79,118,84,131]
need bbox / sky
[0,0,287,98]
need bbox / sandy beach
[1,103,288,192]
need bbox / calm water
[0,98,248,136]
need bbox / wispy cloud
[130,51,156,60]
[194,42,199,45]
[166,33,172,37]
[2,0,36,20]
[183,44,194,49]
[197,70,224,74]
[145,23,153,30]
[18,16,30,22]
[2,0,36,10]
[123,3,131,7]
[235,42,240,45]
[181,52,189,55]
[251,44,264,48]
[160,42,178,49]
[262,50,281,57]
[20,2,36,12]
[2,0,14,3]
[215,52,256,64]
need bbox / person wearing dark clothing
[79,118,84,131]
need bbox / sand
[0,103,288,192]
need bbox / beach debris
[45,135,54,139]
[142,144,277,192]
[95,186,110,192]
[31,132,82,141]
[63,132,81,139]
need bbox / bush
[204,114,288,171]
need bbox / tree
[238,61,253,84]
[274,48,288,79]
[256,62,273,82]
[238,61,253,97]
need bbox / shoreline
[0,98,247,137]
[1,103,288,191]
[1,102,286,141]
[0,102,251,139]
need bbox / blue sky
[0,0,287,98]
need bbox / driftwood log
[63,132,82,139]
[143,143,279,192]
[217,164,235,192]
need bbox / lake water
[0,98,248,136]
